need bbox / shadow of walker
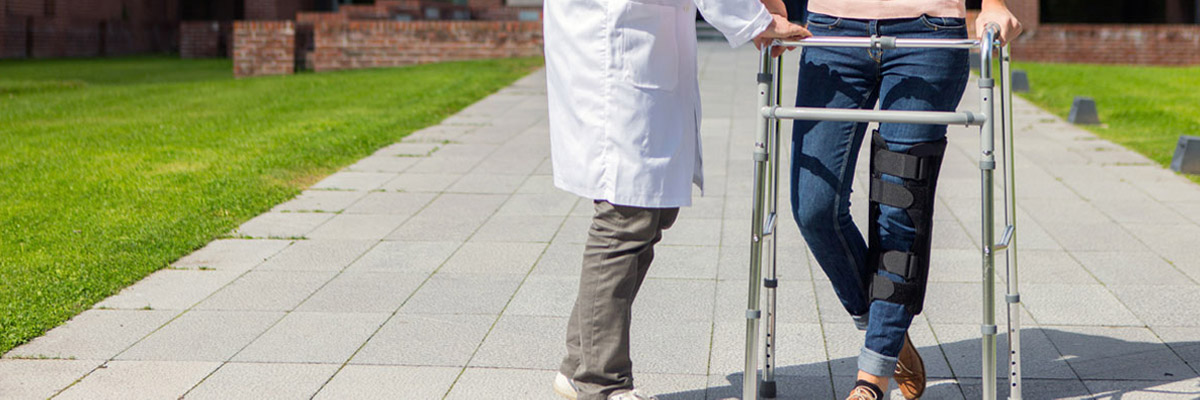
[657,328,1200,400]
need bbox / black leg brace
[867,130,947,315]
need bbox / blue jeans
[789,12,969,377]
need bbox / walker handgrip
[985,23,1002,46]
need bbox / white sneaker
[553,372,579,400]
[609,389,658,400]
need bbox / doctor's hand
[753,15,811,57]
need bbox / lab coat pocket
[617,0,678,91]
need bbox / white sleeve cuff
[726,6,772,48]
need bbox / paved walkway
[4,43,1200,400]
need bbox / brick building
[3,0,1198,66]
[1,0,178,58]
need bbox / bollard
[1068,96,1100,125]
[1171,135,1200,174]
[1011,70,1030,92]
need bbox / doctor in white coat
[544,0,810,397]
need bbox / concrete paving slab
[399,273,523,315]
[630,319,712,375]
[168,238,292,272]
[4,309,177,361]
[374,142,442,157]
[94,269,242,310]
[646,245,720,280]
[271,190,366,213]
[1043,326,1194,381]
[632,278,717,323]
[470,314,566,370]
[386,193,508,241]
[470,214,563,243]
[705,371,835,400]
[444,367,555,400]
[378,172,460,192]
[1109,285,1200,327]
[313,365,461,400]
[342,191,436,215]
[350,313,495,367]
[254,239,375,271]
[305,213,410,240]
[1084,378,1200,399]
[1073,251,1189,286]
[446,173,526,194]
[0,359,102,400]
[184,362,339,400]
[309,171,396,191]
[437,241,546,275]
[116,310,282,361]
[506,275,578,318]
[957,378,1092,400]
[929,325,1075,380]
[496,192,579,216]
[344,154,421,173]
[193,270,336,311]
[230,212,332,239]
[295,271,426,313]
[1020,284,1141,326]
[1153,326,1200,361]
[344,240,459,274]
[54,360,220,400]
[232,312,388,363]
[1012,249,1098,284]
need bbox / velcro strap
[869,178,914,209]
[874,149,925,180]
[871,274,921,305]
[881,250,919,280]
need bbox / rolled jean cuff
[852,314,869,331]
[858,346,899,377]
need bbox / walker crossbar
[743,27,1023,400]
[778,37,980,49]
[763,107,987,126]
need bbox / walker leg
[745,47,775,400]
[999,44,1024,400]
[977,34,999,400]
[760,54,784,400]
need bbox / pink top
[808,0,966,19]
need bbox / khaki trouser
[560,200,680,400]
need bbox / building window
[425,7,441,19]
[518,10,540,21]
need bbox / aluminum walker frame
[743,27,1024,400]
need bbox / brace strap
[873,149,928,180]
[871,274,921,305]
[880,250,920,280]
[869,179,914,209]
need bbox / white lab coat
[544,0,772,208]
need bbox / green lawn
[1013,62,1200,183]
[0,55,542,354]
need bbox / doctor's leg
[560,200,678,400]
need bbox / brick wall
[1013,24,1200,65]
[180,21,230,58]
[310,21,542,72]
[233,20,294,77]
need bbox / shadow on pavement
[660,328,1200,399]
